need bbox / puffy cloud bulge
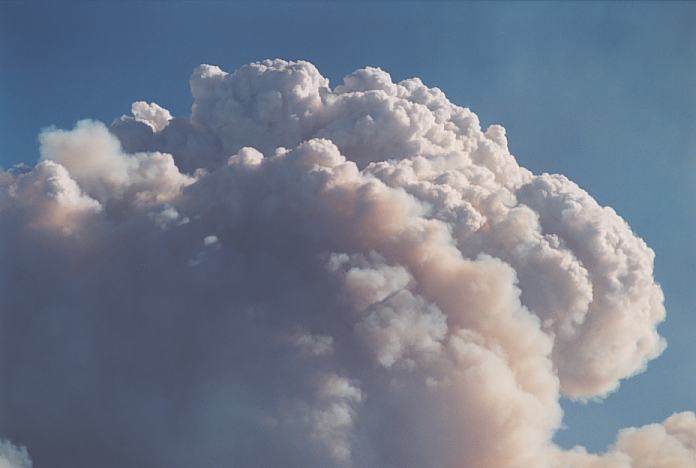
[0,59,690,467]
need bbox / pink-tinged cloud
[0,60,686,467]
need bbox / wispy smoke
[0,59,690,467]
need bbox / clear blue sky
[1,0,695,453]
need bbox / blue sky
[2,0,695,453]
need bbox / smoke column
[0,60,692,467]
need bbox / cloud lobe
[0,59,688,467]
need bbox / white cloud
[0,59,685,467]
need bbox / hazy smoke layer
[0,60,691,467]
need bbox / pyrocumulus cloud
[0,59,691,467]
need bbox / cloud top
[0,59,683,467]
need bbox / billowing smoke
[0,59,691,467]
[0,440,30,468]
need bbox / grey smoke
[0,59,690,467]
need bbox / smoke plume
[0,59,691,467]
